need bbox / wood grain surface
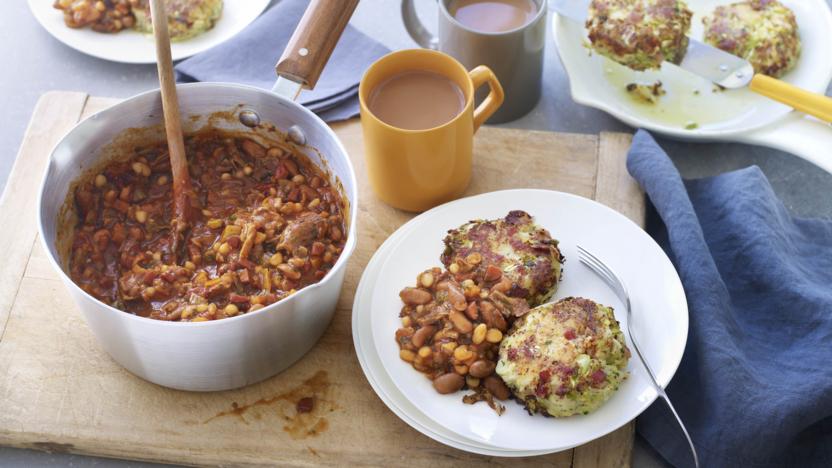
[0,92,641,467]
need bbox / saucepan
[553,0,832,172]
[37,1,360,391]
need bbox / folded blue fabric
[627,130,832,468]
[175,0,389,121]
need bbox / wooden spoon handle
[275,0,360,90]
[150,0,194,256]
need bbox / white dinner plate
[28,0,270,63]
[369,189,688,452]
[352,221,552,456]
[552,0,832,172]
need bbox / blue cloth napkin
[626,130,832,468]
[175,0,389,121]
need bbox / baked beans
[395,266,528,412]
[67,130,347,321]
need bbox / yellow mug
[359,49,504,212]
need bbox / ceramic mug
[402,0,547,123]
[359,49,504,212]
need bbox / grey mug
[402,0,547,123]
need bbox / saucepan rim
[37,82,359,328]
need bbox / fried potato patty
[586,0,693,71]
[496,297,630,417]
[703,0,800,78]
[441,210,563,307]
[133,0,223,41]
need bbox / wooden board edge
[0,91,90,342]
[81,96,121,119]
[0,432,289,468]
[593,132,643,226]
[572,422,635,468]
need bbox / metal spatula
[552,0,832,123]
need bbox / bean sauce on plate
[395,263,528,412]
[54,0,138,33]
[67,130,347,322]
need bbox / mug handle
[469,66,505,131]
[401,0,439,49]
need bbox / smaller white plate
[29,0,270,63]
[369,190,688,452]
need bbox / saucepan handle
[275,0,361,90]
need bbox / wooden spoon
[149,0,195,262]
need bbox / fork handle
[656,388,700,468]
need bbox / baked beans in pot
[67,130,348,322]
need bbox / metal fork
[577,245,700,468]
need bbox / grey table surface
[1,0,830,467]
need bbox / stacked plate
[352,189,689,456]
[28,0,271,63]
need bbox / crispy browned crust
[586,0,693,71]
[702,0,800,78]
[441,210,563,307]
[499,297,631,417]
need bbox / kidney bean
[465,301,479,320]
[484,264,502,282]
[241,139,266,158]
[480,300,508,331]
[492,276,512,293]
[469,360,496,378]
[437,281,467,311]
[274,164,289,180]
[433,373,465,394]
[226,235,241,249]
[449,310,473,333]
[493,313,507,332]
[484,376,511,400]
[229,293,249,303]
[400,287,432,305]
[395,327,414,346]
[285,159,300,175]
[480,301,498,328]
[411,325,435,348]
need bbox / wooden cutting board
[0,91,642,467]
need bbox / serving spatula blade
[678,37,754,88]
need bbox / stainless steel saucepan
[37,0,360,391]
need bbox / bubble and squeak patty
[703,0,800,78]
[441,210,564,308]
[497,297,630,417]
[586,0,694,71]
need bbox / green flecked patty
[441,210,563,307]
[497,297,630,417]
[133,0,223,41]
[586,0,693,71]
[703,0,801,78]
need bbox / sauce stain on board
[204,370,337,439]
